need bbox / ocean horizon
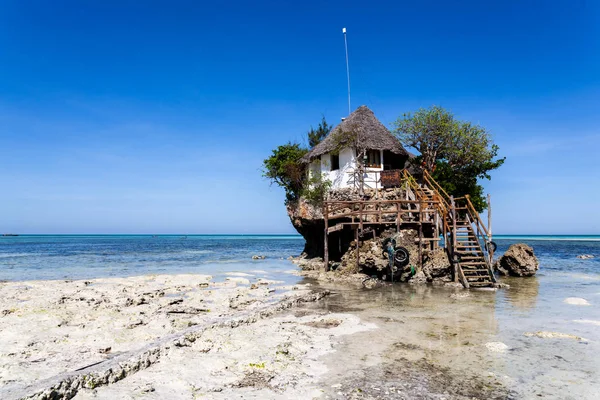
[2,234,600,241]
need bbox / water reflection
[306,282,500,365]
[501,277,540,311]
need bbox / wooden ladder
[452,215,495,288]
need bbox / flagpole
[343,27,351,115]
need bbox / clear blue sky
[1,0,598,234]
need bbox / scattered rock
[98,347,111,354]
[303,319,342,329]
[495,243,539,276]
[362,277,384,289]
[135,383,155,393]
[291,256,324,271]
[408,270,427,285]
[126,319,145,329]
[564,297,590,306]
[577,254,595,259]
[444,282,464,289]
[166,307,210,314]
[485,342,509,353]
[524,331,587,341]
[167,298,184,306]
[251,255,266,260]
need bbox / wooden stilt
[323,203,329,272]
[418,200,423,272]
[487,194,493,263]
[355,228,360,272]
[451,195,458,283]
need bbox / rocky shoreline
[0,270,518,400]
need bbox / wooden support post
[355,227,360,272]
[451,195,458,283]
[323,203,329,272]
[396,202,400,233]
[418,200,423,272]
[434,211,439,250]
[359,202,363,232]
[487,193,493,262]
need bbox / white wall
[309,147,384,190]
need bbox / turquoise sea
[0,234,304,282]
[0,234,598,281]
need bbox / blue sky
[0,0,598,234]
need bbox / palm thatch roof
[301,105,410,163]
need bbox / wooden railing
[402,169,449,243]
[423,170,451,212]
[325,199,440,229]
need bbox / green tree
[392,106,504,211]
[262,142,308,203]
[307,116,332,148]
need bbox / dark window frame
[331,153,340,171]
[365,149,381,168]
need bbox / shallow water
[1,235,599,398]
[0,235,304,283]
[306,238,600,399]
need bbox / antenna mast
[343,27,351,115]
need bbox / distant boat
[2,234,18,237]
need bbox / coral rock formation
[495,243,539,277]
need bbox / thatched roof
[301,105,410,162]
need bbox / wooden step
[467,282,494,287]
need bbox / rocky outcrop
[287,187,453,284]
[286,188,413,258]
[422,248,453,283]
[495,243,539,277]
[332,229,452,284]
[338,237,389,275]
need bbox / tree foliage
[392,106,504,211]
[301,173,332,207]
[307,116,332,148]
[264,117,334,205]
[262,142,308,203]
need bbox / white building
[302,106,412,190]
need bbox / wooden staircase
[403,170,496,289]
[452,215,496,288]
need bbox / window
[331,154,340,171]
[365,150,381,168]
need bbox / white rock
[485,342,509,353]
[573,319,600,326]
[564,297,591,306]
